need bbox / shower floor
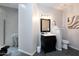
[5,47,28,56]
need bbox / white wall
[19,4,37,55]
[32,4,40,52]
[63,5,79,50]
[37,4,63,28]
[0,7,18,46]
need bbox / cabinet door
[41,36,57,53]
[44,36,55,52]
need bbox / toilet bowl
[62,40,69,49]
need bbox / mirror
[41,19,50,32]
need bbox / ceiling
[37,3,79,11]
[0,3,18,9]
[0,3,79,11]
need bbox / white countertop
[41,33,56,36]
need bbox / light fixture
[41,14,52,19]
[20,4,26,8]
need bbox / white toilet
[62,40,69,49]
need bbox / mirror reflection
[41,19,50,32]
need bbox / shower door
[0,15,5,46]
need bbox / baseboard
[69,45,79,51]
[18,49,36,56]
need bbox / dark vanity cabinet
[41,35,57,53]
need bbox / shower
[0,6,18,48]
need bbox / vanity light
[41,14,52,19]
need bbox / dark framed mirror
[40,18,51,32]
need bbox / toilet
[62,40,69,49]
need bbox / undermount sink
[41,33,56,36]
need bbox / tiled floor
[34,47,79,56]
[4,47,79,56]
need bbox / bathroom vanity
[40,18,57,53]
[41,33,57,53]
